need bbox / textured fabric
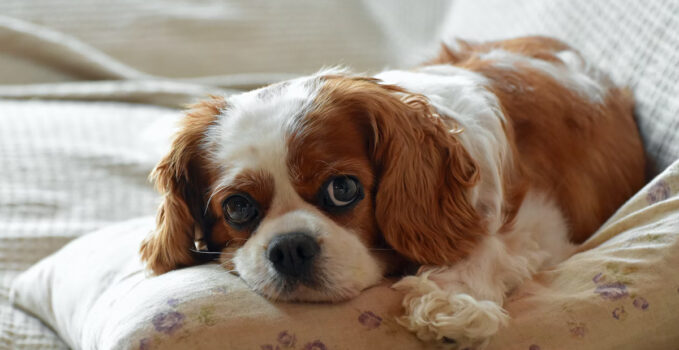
[443,0,679,174]
[0,3,451,348]
[11,161,679,350]
[11,218,426,350]
[0,0,450,83]
[0,0,450,104]
[0,100,182,349]
[489,160,679,349]
[1,0,676,166]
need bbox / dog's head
[140,71,483,302]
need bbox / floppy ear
[319,77,483,265]
[140,97,225,274]
[374,93,484,265]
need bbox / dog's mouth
[246,267,364,302]
[264,285,362,303]
[267,266,326,296]
[230,259,369,303]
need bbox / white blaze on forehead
[205,76,323,196]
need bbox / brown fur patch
[140,96,225,274]
[286,99,378,245]
[290,76,485,265]
[439,36,645,241]
[208,169,275,246]
[426,36,572,66]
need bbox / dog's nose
[267,232,319,277]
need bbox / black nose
[267,232,320,278]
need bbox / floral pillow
[11,160,679,350]
[10,217,425,350]
[487,160,679,349]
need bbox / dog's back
[430,36,645,242]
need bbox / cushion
[10,217,426,350]
[490,160,679,349]
[11,160,679,349]
[443,0,679,174]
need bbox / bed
[2,1,678,349]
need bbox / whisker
[189,249,236,256]
[223,238,248,247]
[226,238,248,242]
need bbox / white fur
[480,49,606,103]
[394,192,575,349]
[555,50,613,88]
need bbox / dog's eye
[223,194,258,226]
[323,175,363,208]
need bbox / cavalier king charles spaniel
[140,36,645,348]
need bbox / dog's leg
[394,192,575,349]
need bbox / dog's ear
[140,97,225,274]
[319,77,483,265]
[371,89,484,265]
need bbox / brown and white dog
[140,36,645,348]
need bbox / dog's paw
[393,275,509,349]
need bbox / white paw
[393,275,509,349]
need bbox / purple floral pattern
[646,180,671,204]
[139,338,151,350]
[261,345,281,350]
[210,286,229,294]
[358,311,382,329]
[632,296,649,310]
[258,330,330,350]
[277,331,297,348]
[259,344,281,350]
[152,311,185,335]
[567,321,587,338]
[167,298,180,308]
[612,306,627,320]
[303,340,327,350]
[592,272,604,283]
[595,282,628,300]
[260,331,326,350]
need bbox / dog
[139,36,645,348]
